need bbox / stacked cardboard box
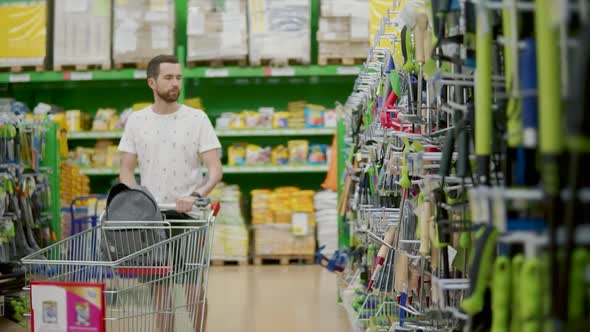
[187,0,248,64]
[253,224,315,256]
[247,0,311,65]
[209,183,249,260]
[53,0,112,69]
[113,0,175,65]
[318,0,369,64]
[60,162,90,206]
[0,0,47,69]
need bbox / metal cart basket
[21,201,220,332]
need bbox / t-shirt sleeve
[118,114,137,154]
[198,114,222,153]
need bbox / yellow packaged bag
[228,143,247,166]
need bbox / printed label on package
[30,281,105,332]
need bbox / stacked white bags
[314,190,338,256]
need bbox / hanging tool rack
[332,1,590,331]
[0,102,60,313]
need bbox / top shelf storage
[0,65,362,83]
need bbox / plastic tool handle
[520,38,538,148]
[461,224,498,315]
[521,258,542,332]
[491,256,511,332]
[475,3,492,184]
[414,13,429,64]
[510,254,525,332]
[568,248,589,320]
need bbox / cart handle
[158,199,220,216]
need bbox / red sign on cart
[30,281,105,332]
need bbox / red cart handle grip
[210,201,221,217]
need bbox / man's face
[149,62,182,103]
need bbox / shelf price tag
[269,67,295,77]
[133,70,147,79]
[337,66,361,75]
[64,72,93,81]
[9,73,31,83]
[205,68,229,77]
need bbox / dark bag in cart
[101,183,169,266]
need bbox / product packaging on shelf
[187,0,248,63]
[113,0,175,65]
[53,0,111,69]
[247,0,311,65]
[288,140,309,164]
[0,0,47,68]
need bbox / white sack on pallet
[247,0,311,64]
[314,190,338,255]
[53,0,111,67]
[113,0,175,64]
[187,0,248,61]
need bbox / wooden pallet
[253,255,314,266]
[54,63,111,71]
[250,58,307,67]
[211,257,248,266]
[113,62,148,70]
[318,56,365,66]
[187,57,247,68]
[0,64,45,73]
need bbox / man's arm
[196,148,223,197]
[119,152,138,186]
[176,148,222,213]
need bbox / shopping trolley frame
[21,201,220,332]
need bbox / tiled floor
[0,265,351,332]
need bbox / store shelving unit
[67,127,336,140]
[0,0,352,221]
[79,164,328,176]
[0,65,361,83]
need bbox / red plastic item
[211,201,221,217]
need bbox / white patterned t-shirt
[118,105,221,204]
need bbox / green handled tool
[492,256,511,332]
[461,224,498,315]
[535,0,564,322]
[521,258,543,332]
[474,1,492,185]
[511,254,525,332]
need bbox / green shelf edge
[0,65,362,83]
[67,128,336,140]
[79,165,328,175]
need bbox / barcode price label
[9,73,31,83]
[337,66,361,75]
[133,70,147,79]
[270,67,295,77]
[205,69,229,77]
[69,72,93,81]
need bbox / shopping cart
[21,199,220,332]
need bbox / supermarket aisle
[207,265,351,332]
[0,265,351,332]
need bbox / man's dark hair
[146,54,179,79]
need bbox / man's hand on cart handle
[176,196,198,213]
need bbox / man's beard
[157,88,180,103]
